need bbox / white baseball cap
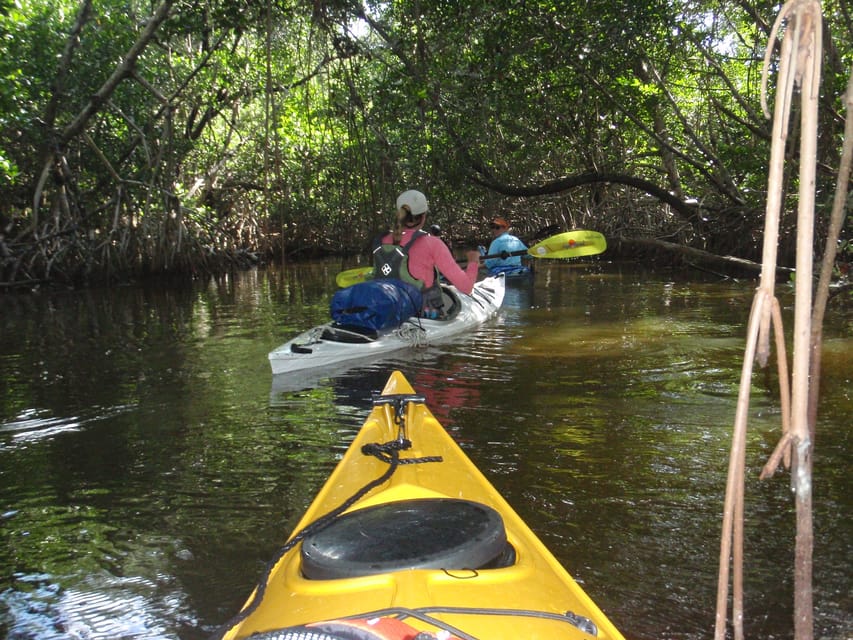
[396,189,428,216]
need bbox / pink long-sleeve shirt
[381,229,479,294]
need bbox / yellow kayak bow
[213,370,625,640]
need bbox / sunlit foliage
[0,0,850,285]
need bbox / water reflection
[0,262,849,640]
[1,410,84,447]
[3,572,178,639]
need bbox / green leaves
[0,0,851,285]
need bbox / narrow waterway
[0,260,849,640]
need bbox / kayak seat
[322,324,379,343]
[300,498,514,580]
[438,287,461,320]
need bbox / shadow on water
[0,260,850,639]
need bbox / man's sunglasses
[489,223,504,230]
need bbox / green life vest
[372,230,429,288]
[372,230,445,314]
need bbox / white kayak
[268,276,505,375]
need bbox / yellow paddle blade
[335,266,373,288]
[527,230,606,259]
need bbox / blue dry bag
[330,279,423,332]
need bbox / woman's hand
[465,249,481,265]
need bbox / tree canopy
[0,0,850,286]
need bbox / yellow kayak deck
[216,371,625,640]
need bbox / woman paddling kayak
[373,189,481,319]
[268,191,506,375]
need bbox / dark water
[0,261,849,640]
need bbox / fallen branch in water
[612,236,794,278]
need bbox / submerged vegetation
[0,0,850,287]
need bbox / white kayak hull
[268,276,505,375]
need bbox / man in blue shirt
[483,217,530,276]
